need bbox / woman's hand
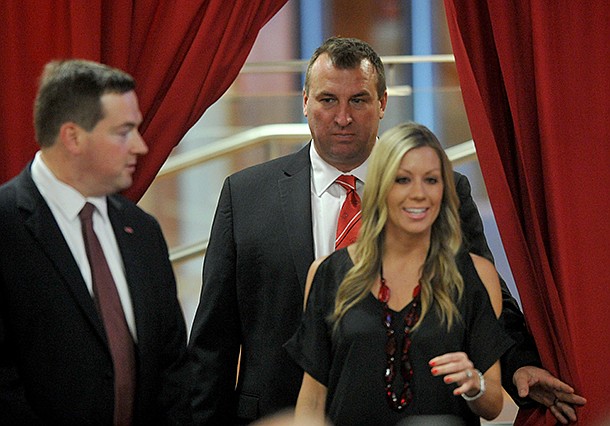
[429,351,481,397]
[430,352,503,420]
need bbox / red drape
[444,1,610,424]
[0,0,288,201]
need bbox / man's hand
[513,366,587,424]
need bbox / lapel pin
[124,226,134,234]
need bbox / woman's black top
[285,248,514,426]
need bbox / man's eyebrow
[316,90,372,98]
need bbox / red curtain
[0,0,288,201]
[443,1,610,424]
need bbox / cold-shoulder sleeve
[458,251,515,374]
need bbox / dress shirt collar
[31,151,109,223]
[309,140,369,197]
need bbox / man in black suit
[188,37,585,424]
[0,60,191,424]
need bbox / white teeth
[405,208,426,213]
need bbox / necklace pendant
[379,281,391,303]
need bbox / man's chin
[114,177,133,193]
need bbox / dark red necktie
[80,203,135,426]
[335,175,362,249]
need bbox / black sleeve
[0,191,44,424]
[188,177,241,424]
[0,313,44,425]
[455,172,541,405]
[148,217,194,425]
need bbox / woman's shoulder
[469,252,496,276]
[305,248,353,303]
[458,251,503,316]
[456,249,488,279]
[454,249,490,298]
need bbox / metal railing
[157,124,311,179]
[164,124,476,264]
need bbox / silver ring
[465,370,473,379]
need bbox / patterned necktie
[335,175,362,249]
[79,203,135,426]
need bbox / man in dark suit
[188,37,585,424]
[0,60,191,425]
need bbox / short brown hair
[33,59,135,147]
[304,36,386,100]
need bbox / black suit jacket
[189,143,539,424]
[0,165,192,425]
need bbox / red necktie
[335,175,362,249]
[80,203,135,426]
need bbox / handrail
[166,129,476,264]
[445,140,476,164]
[169,239,209,263]
[158,124,311,178]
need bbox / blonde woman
[285,122,514,426]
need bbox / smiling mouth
[405,208,427,214]
[403,207,429,220]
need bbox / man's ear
[58,122,85,154]
[378,90,388,119]
[303,89,309,117]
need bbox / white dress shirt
[31,152,137,339]
[309,142,368,258]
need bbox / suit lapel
[278,144,315,295]
[16,168,107,342]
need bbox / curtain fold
[443,1,610,424]
[0,0,288,200]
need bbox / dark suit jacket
[0,165,192,425]
[188,143,539,424]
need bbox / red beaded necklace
[378,266,421,412]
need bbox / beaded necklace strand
[378,265,421,412]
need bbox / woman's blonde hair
[332,122,463,331]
